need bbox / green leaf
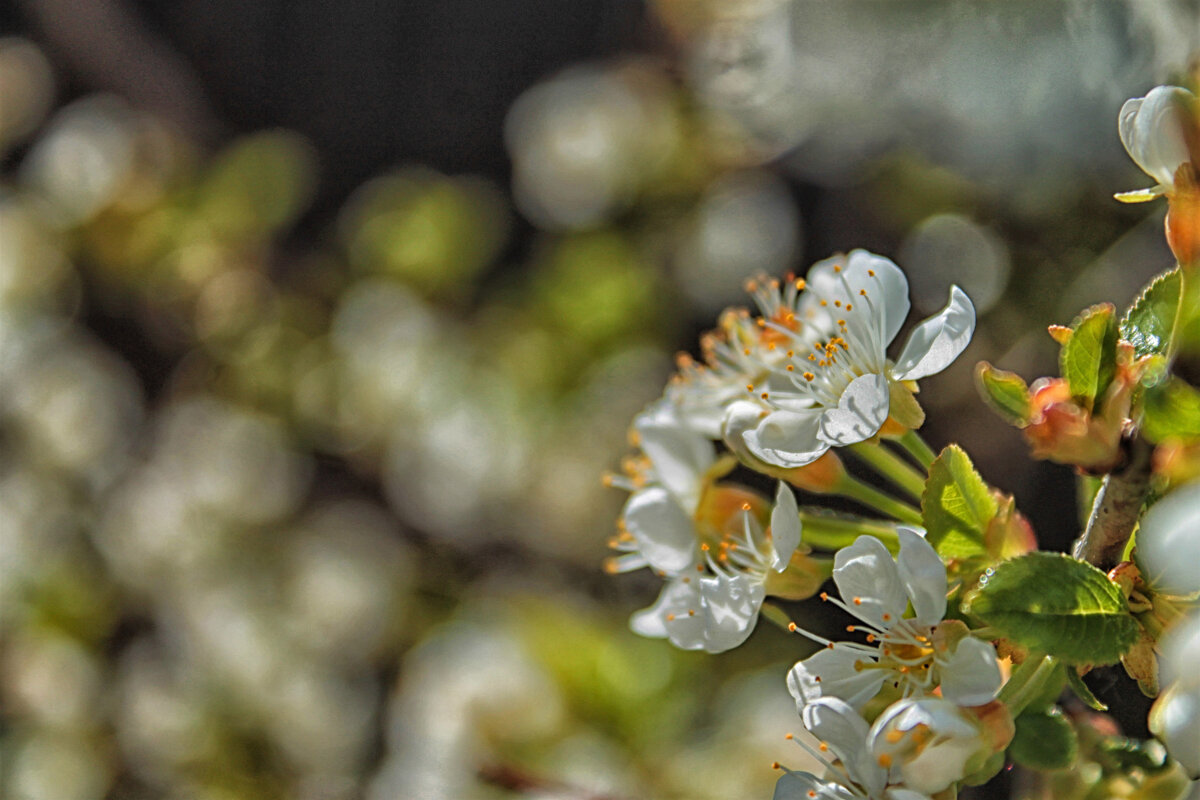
[1141,377,1200,443]
[1065,667,1107,711]
[1121,267,1181,360]
[1060,304,1118,409]
[922,445,998,560]
[1010,708,1078,770]
[975,362,1031,426]
[962,552,1140,665]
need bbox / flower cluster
[608,249,975,654]
[775,531,1011,800]
[606,82,1200,800]
[607,248,1007,795]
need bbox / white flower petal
[787,647,885,713]
[833,535,907,631]
[817,373,890,447]
[806,250,911,346]
[1160,612,1200,690]
[634,401,715,513]
[743,407,830,468]
[697,573,764,653]
[892,286,976,382]
[773,771,858,800]
[938,636,1003,706]
[869,697,980,795]
[1135,483,1200,600]
[622,487,698,575]
[885,789,934,800]
[1151,683,1200,778]
[1119,86,1192,189]
[847,249,911,346]
[803,697,887,798]
[630,577,705,645]
[770,481,802,571]
[895,527,947,626]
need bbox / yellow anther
[868,269,876,277]
[803,372,815,381]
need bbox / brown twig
[1071,434,1154,571]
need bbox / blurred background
[0,1,1198,798]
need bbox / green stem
[799,510,900,552]
[999,653,1058,717]
[896,429,938,469]
[849,442,927,501]
[836,475,924,525]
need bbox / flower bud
[1023,376,1131,472]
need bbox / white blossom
[773,697,933,800]
[606,399,714,575]
[1135,482,1200,600]
[868,697,987,795]
[736,250,974,468]
[608,401,803,653]
[1151,612,1200,778]
[629,480,801,653]
[667,274,811,438]
[787,529,1001,711]
[1117,85,1195,202]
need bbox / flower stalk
[849,441,927,500]
[836,474,924,524]
[897,429,938,469]
[998,653,1059,717]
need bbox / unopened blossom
[737,250,975,468]
[787,529,1002,712]
[1135,482,1200,600]
[1117,85,1200,265]
[1023,374,1132,473]
[870,697,1006,795]
[1150,612,1200,778]
[1118,86,1196,199]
